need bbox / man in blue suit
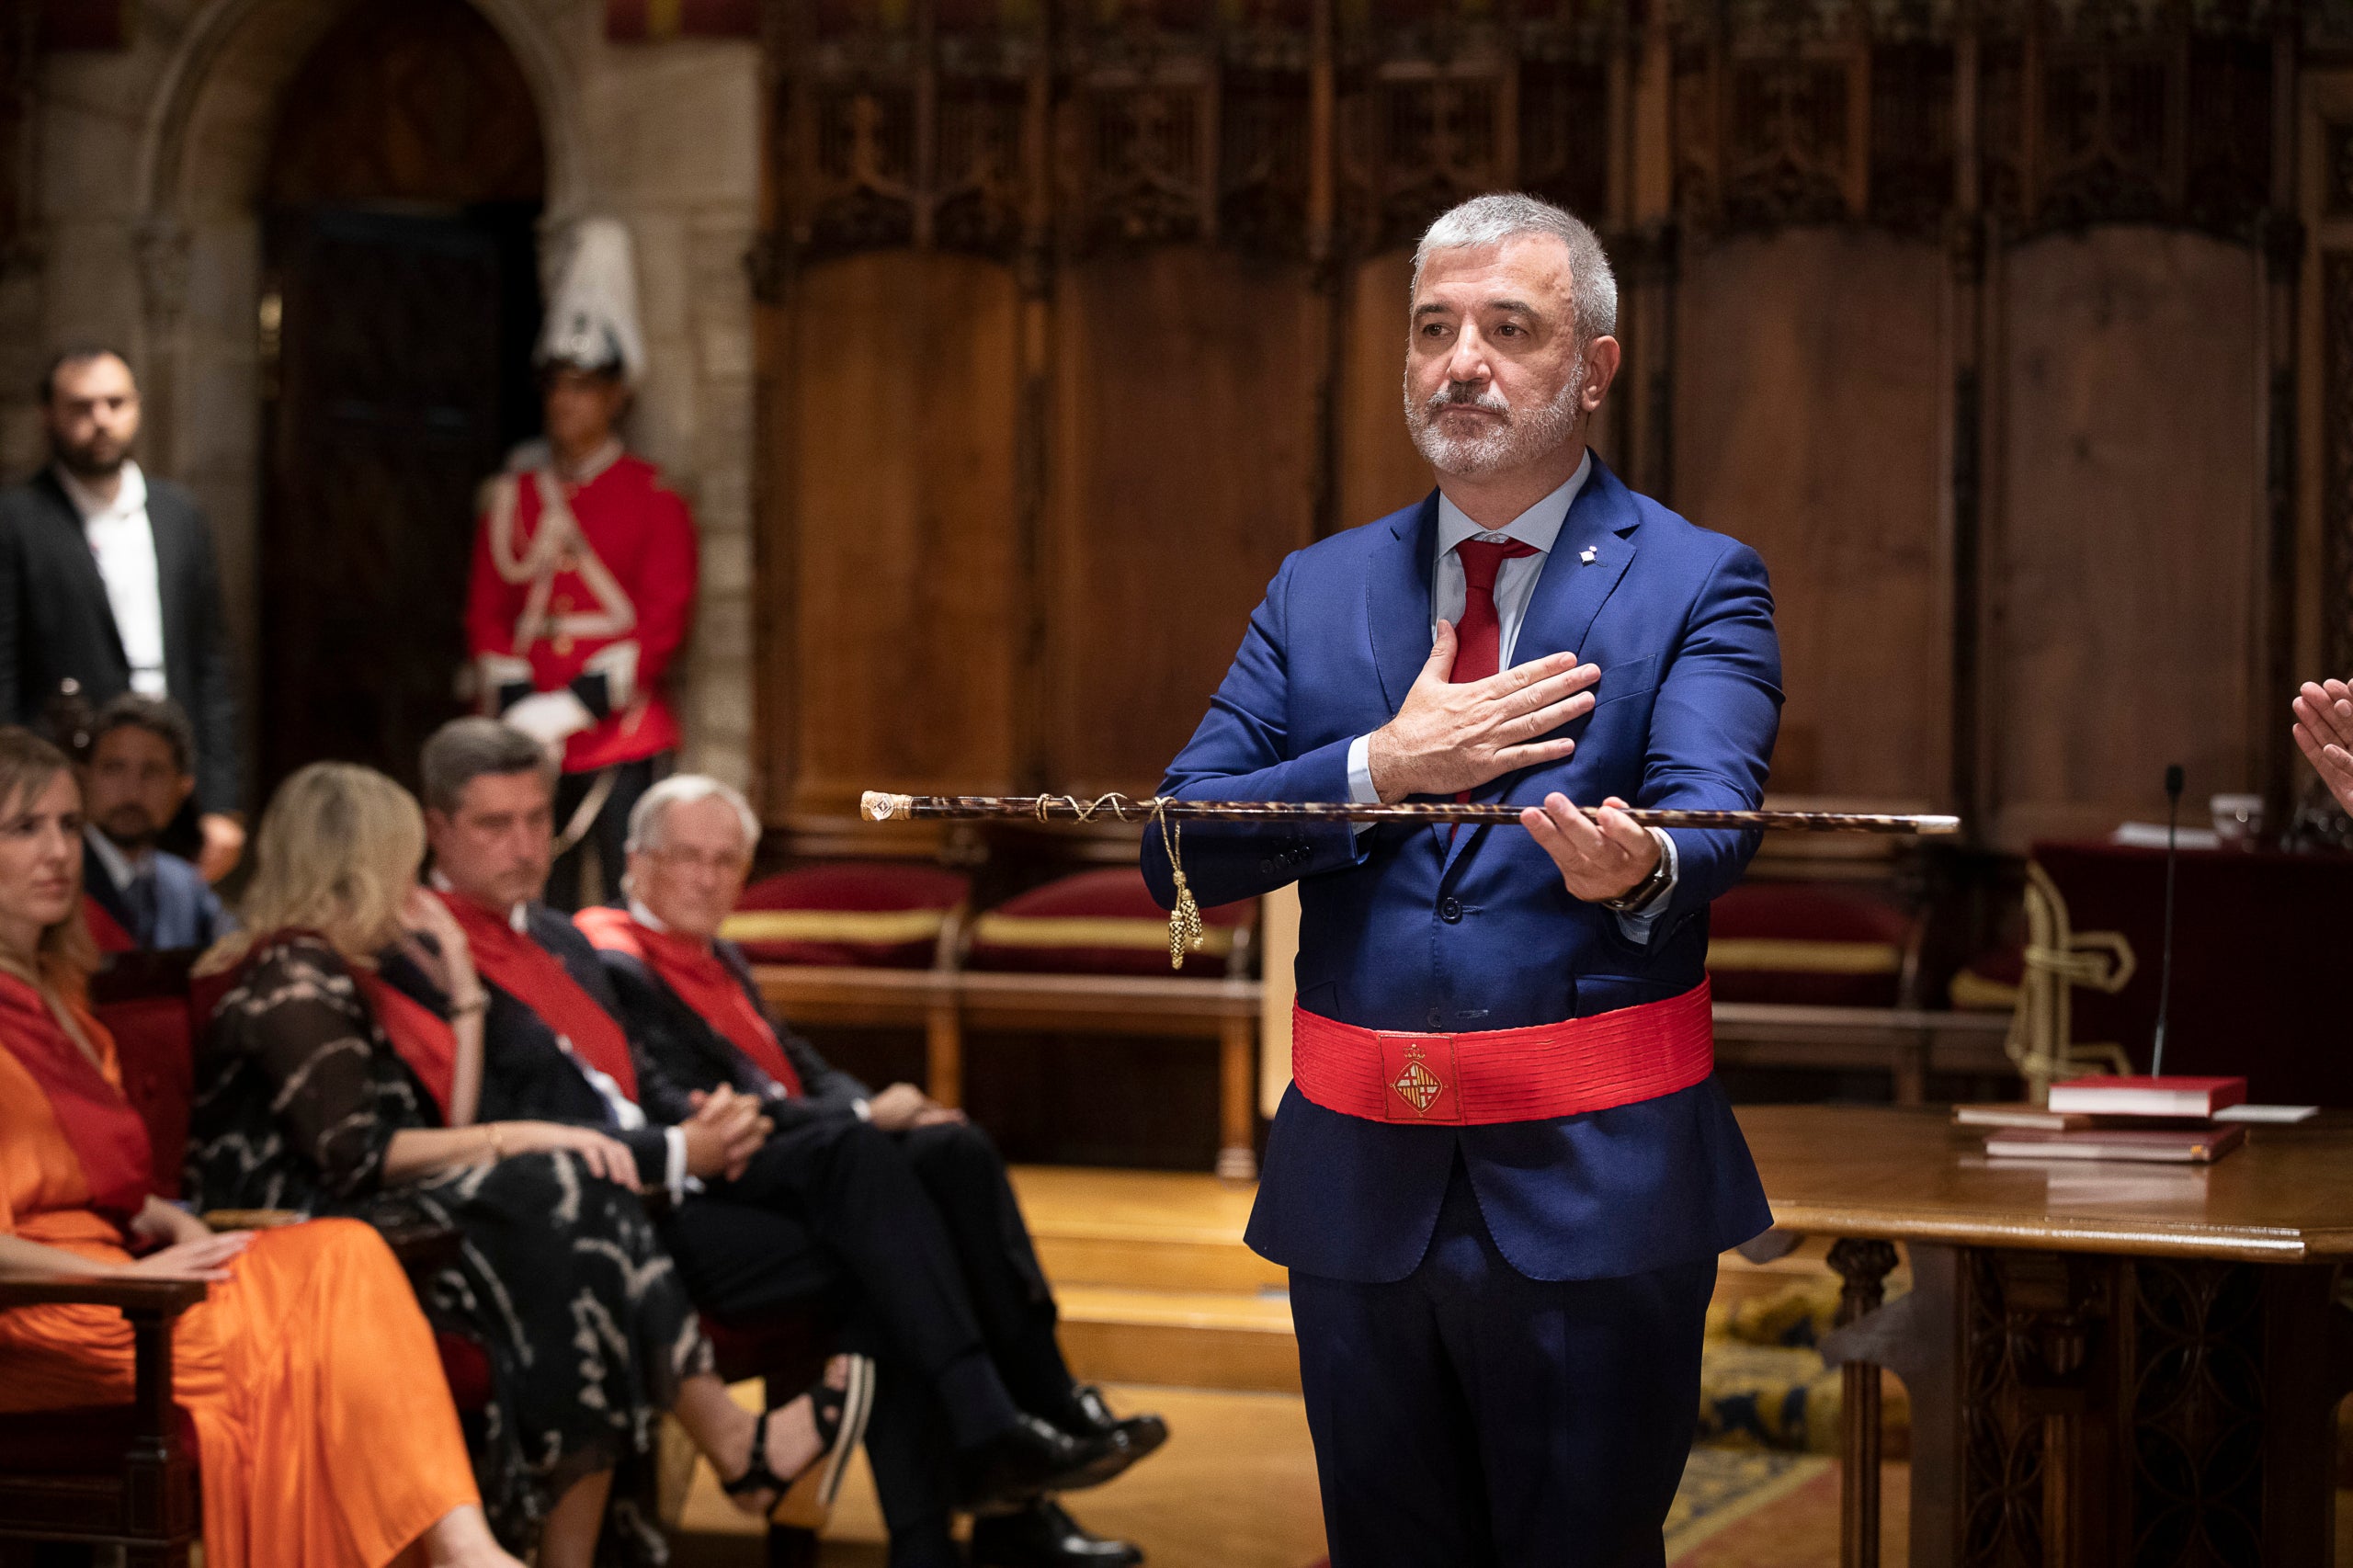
[1143,194,1780,1565]
[79,693,228,952]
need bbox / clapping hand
[2292,680,2353,815]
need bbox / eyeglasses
[644,846,751,874]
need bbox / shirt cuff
[1612,830,1680,945]
[662,1126,688,1205]
[852,1097,873,1123]
[1346,734,1380,835]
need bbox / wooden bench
[1711,1003,2014,1105]
[755,965,1265,1181]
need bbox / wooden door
[259,208,540,792]
[256,0,546,794]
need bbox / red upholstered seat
[0,1403,200,1474]
[1949,942,2024,1011]
[1705,882,1917,1008]
[92,964,201,1202]
[965,868,1255,977]
[722,862,971,968]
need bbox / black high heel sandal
[722,1354,876,1528]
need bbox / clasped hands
[1365,619,1661,903]
[2293,679,2353,815]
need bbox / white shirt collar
[1435,450,1590,559]
[627,896,667,932]
[84,824,145,888]
[56,460,147,524]
[429,869,529,932]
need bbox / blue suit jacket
[1143,458,1779,1283]
[84,839,227,953]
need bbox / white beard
[1404,354,1585,478]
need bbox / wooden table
[1741,1104,2353,1568]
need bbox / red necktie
[1451,538,1540,686]
[1449,537,1540,832]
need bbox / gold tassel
[1154,802,1205,970]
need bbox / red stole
[210,931,464,1122]
[436,890,640,1100]
[575,907,803,1097]
[357,969,459,1121]
[83,894,135,956]
[0,971,151,1215]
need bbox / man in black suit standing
[0,347,244,879]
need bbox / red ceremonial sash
[575,906,804,1097]
[83,893,135,956]
[356,969,460,1121]
[1290,981,1716,1126]
[437,890,640,1100]
[0,971,152,1215]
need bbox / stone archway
[116,0,585,790]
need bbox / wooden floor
[670,1165,1902,1566]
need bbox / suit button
[1258,858,1274,873]
[1438,897,1462,924]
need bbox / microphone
[2151,764,2185,1077]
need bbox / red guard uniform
[465,447,698,775]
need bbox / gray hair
[1410,193,1618,342]
[627,773,761,857]
[418,717,552,813]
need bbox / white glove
[503,688,596,750]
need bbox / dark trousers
[1290,1160,1716,1568]
[657,1116,1074,1566]
[546,753,667,912]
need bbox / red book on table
[2044,1075,2247,1118]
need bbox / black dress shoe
[1052,1385,1170,1489]
[958,1414,1121,1509]
[970,1499,1144,1567]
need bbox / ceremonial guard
[1146,195,1781,1566]
[467,218,698,910]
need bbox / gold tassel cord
[1152,799,1205,970]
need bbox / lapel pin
[1579,546,1597,565]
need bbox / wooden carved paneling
[1674,231,1947,801]
[1979,2,2274,241]
[1336,249,1434,532]
[2327,252,2353,683]
[782,254,1023,815]
[1046,251,1318,795]
[2127,1260,2266,1563]
[1992,229,2263,847]
[1674,0,1956,234]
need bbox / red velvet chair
[1704,879,2011,1101]
[961,868,1265,1179]
[726,861,973,1105]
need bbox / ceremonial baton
[859,791,1961,970]
[860,791,1959,836]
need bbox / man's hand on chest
[1364,619,1601,802]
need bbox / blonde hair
[0,726,97,995]
[199,762,425,975]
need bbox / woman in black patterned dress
[185,764,870,1568]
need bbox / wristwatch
[1597,829,1674,915]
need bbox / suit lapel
[36,471,129,670]
[1368,493,1440,714]
[1440,457,1643,881]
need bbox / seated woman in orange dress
[0,726,522,1568]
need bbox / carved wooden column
[1827,1236,1899,1568]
